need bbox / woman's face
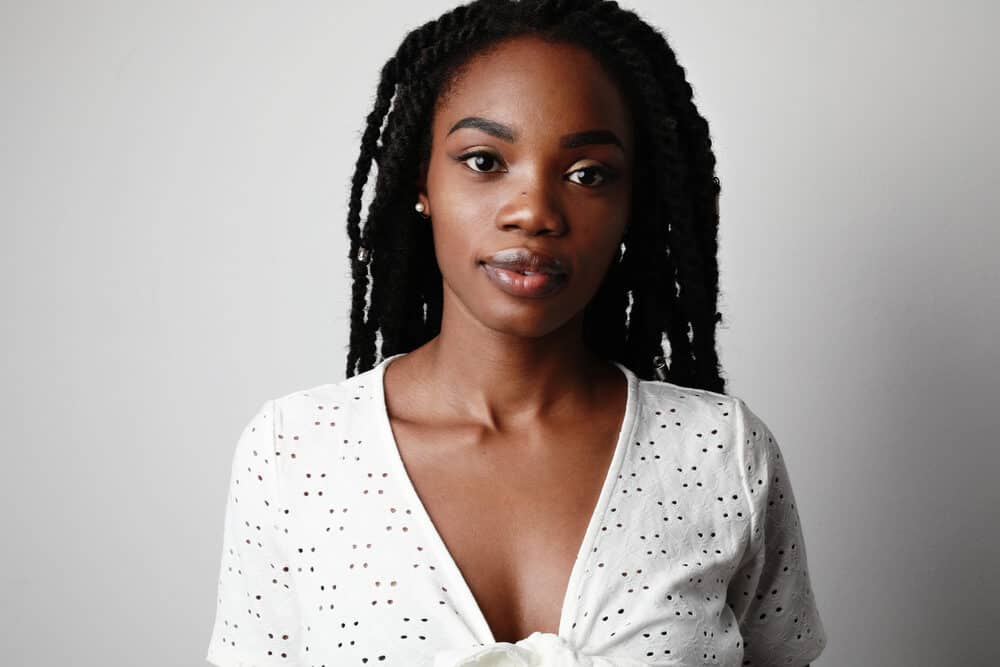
[417,34,634,339]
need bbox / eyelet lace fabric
[431,632,651,667]
[205,354,828,666]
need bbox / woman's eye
[456,153,616,186]
[567,165,615,188]
[458,151,504,174]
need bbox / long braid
[557,8,705,387]
[599,2,726,390]
[568,3,725,391]
[346,54,400,377]
[344,0,729,394]
[345,3,488,376]
[369,10,507,360]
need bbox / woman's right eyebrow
[447,115,624,152]
[448,116,516,142]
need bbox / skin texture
[383,35,636,643]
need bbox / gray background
[3,1,998,665]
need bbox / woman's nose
[494,183,567,237]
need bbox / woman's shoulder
[267,363,383,416]
[227,365,386,476]
[630,376,779,477]
[634,375,744,426]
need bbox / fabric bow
[431,631,651,667]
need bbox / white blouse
[206,353,827,666]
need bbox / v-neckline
[372,352,640,645]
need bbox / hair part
[345,0,727,394]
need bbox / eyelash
[455,150,618,187]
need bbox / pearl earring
[415,201,426,215]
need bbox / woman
[206,1,828,665]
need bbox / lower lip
[480,264,568,298]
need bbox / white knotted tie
[432,631,651,667]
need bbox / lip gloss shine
[480,263,568,298]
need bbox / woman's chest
[271,401,755,664]
[391,417,622,644]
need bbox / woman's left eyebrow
[560,129,623,151]
[447,116,624,151]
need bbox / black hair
[345,0,727,394]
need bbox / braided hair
[345,0,727,394]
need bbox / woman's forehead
[432,36,634,151]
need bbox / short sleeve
[206,399,303,666]
[726,398,828,666]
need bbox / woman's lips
[480,263,569,298]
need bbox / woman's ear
[415,160,430,215]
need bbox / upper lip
[481,247,569,275]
